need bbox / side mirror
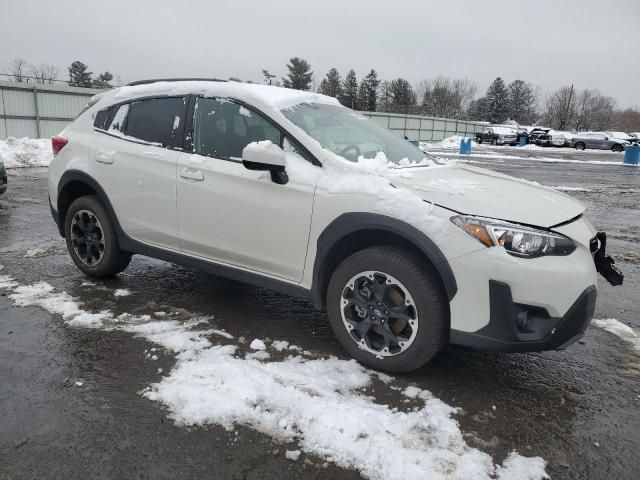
[242,141,288,185]
[604,136,609,140]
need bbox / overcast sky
[1,0,639,107]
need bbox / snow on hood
[389,163,585,228]
[111,81,340,110]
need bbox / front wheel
[327,247,447,373]
[611,144,623,152]
[574,142,586,150]
[64,195,131,277]
[476,137,483,144]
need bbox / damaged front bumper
[591,232,624,286]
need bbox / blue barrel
[459,137,472,155]
[623,145,639,165]
[518,136,527,147]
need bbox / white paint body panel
[49,81,599,336]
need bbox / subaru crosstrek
[48,79,623,373]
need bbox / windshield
[281,103,434,165]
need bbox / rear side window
[93,106,114,130]
[193,97,282,159]
[109,104,129,134]
[124,97,187,148]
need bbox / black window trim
[93,95,190,151]
[184,94,322,167]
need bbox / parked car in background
[548,130,573,147]
[528,128,552,147]
[0,159,7,194]
[628,132,640,142]
[476,126,517,145]
[604,132,638,144]
[570,132,629,152]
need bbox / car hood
[390,164,585,228]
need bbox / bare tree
[6,58,29,82]
[544,85,576,130]
[418,76,476,118]
[30,64,58,84]
[609,108,640,132]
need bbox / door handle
[95,150,114,164]
[179,168,204,181]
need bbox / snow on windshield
[281,103,435,166]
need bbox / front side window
[281,103,434,165]
[193,97,282,159]
[123,97,187,147]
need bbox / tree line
[3,56,638,131]
[264,57,638,131]
[2,58,118,89]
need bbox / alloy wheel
[70,209,106,266]
[340,271,419,357]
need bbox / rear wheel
[476,137,483,144]
[65,195,131,277]
[611,144,623,152]
[327,247,447,373]
[491,138,498,145]
[574,142,586,150]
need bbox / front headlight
[451,216,576,258]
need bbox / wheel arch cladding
[56,170,118,238]
[311,213,457,309]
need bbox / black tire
[64,195,131,277]
[476,137,483,144]
[326,246,447,373]
[611,144,623,153]
[491,138,497,145]
[574,142,586,151]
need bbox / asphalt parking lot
[1,148,638,480]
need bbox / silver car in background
[569,132,629,152]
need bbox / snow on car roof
[107,80,340,110]
[490,126,517,134]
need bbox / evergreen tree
[357,69,380,111]
[281,57,313,91]
[389,78,416,113]
[507,80,536,124]
[92,71,113,89]
[340,69,358,109]
[318,68,342,98]
[484,77,509,123]
[262,69,276,85]
[68,61,93,88]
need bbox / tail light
[51,136,68,156]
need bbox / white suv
[48,79,622,373]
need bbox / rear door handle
[95,150,114,164]
[179,168,204,181]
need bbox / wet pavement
[1,150,639,480]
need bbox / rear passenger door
[89,96,188,250]
[176,96,315,282]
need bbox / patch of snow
[552,186,592,192]
[238,106,252,118]
[285,450,301,461]
[24,248,46,258]
[75,381,84,387]
[114,289,131,297]
[0,137,52,168]
[0,265,548,480]
[210,328,234,339]
[250,338,267,351]
[593,319,640,353]
[271,340,290,351]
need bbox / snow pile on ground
[593,319,640,354]
[420,135,469,151]
[0,137,52,168]
[552,186,592,192]
[0,264,549,480]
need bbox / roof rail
[125,78,227,87]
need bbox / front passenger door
[176,97,316,282]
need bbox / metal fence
[1,80,488,142]
[360,111,487,142]
[0,81,103,140]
